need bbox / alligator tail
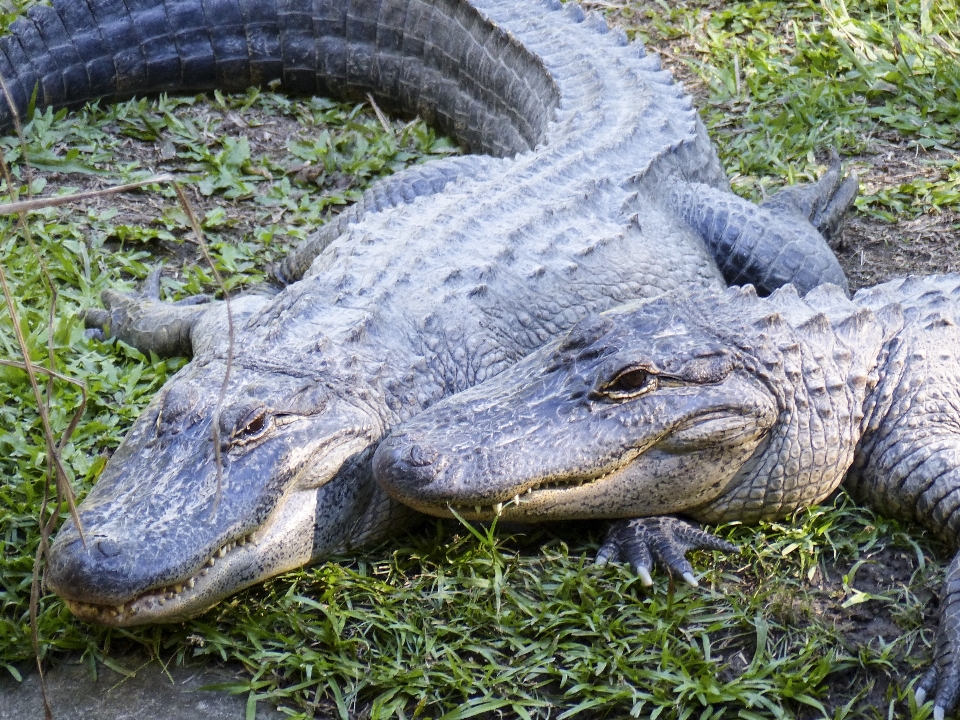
[0,0,560,158]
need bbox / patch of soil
[14,99,392,283]
[837,140,960,291]
[810,544,939,715]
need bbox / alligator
[373,276,960,719]
[1,0,854,627]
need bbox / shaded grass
[0,1,956,718]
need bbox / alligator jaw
[58,484,323,626]
[61,530,263,626]
[383,410,769,523]
[46,361,382,626]
[437,452,645,522]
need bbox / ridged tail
[0,0,560,157]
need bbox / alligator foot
[760,150,859,244]
[595,516,737,587]
[915,551,960,720]
[83,268,212,358]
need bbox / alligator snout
[46,533,142,606]
[373,436,444,493]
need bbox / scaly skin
[0,0,851,625]
[374,276,960,719]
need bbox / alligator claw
[596,516,737,587]
[914,552,960,720]
[142,267,163,300]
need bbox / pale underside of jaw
[63,487,321,627]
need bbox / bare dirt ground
[0,654,287,720]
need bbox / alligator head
[374,284,881,524]
[46,356,385,625]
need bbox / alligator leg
[842,342,960,719]
[759,151,859,245]
[83,269,216,358]
[84,293,208,358]
[596,516,737,587]
[915,550,960,720]
[666,157,857,296]
[848,452,960,718]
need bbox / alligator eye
[232,408,271,443]
[599,368,657,400]
[244,413,266,435]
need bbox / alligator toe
[596,516,737,588]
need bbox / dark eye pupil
[246,414,266,435]
[612,369,648,391]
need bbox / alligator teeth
[493,503,503,516]
[475,506,482,514]
[187,578,195,589]
[201,568,209,576]
[216,547,227,558]
[158,597,165,606]
[207,557,216,567]
[513,495,520,505]
[173,584,183,594]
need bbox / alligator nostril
[96,539,122,558]
[405,444,436,468]
[373,439,443,492]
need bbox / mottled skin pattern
[374,276,960,719]
[0,0,850,626]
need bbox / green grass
[0,1,958,718]
[610,0,960,219]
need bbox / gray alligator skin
[0,1,852,627]
[374,276,960,719]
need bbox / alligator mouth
[53,423,374,626]
[442,453,639,520]
[60,531,259,626]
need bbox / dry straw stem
[0,174,175,215]
[366,92,393,136]
[170,180,235,515]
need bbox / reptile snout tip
[373,436,443,490]
[46,533,134,605]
